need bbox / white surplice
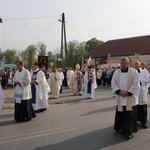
[13,67,32,101]
[138,68,150,105]
[49,72,62,99]
[84,71,97,98]
[59,72,64,84]
[0,84,5,110]
[31,70,50,110]
[111,68,140,106]
[66,70,74,86]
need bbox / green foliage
[67,40,87,68]
[25,45,37,68]
[21,50,28,65]
[0,38,104,69]
[4,49,19,64]
[0,51,4,60]
[47,51,57,68]
[36,42,47,56]
[85,38,104,53]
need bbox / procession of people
[111,57,150,139]
[0,58,150,141]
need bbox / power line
[22,21,59,45]
[66,22,88,40]
[3,15,59,21]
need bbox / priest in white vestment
[49,68,62,99]
[31,62,50,112]
[66,68,74,87]
[133,60,150,129]
[69,64,84,96]
[84,66,97,99]
[13,61,36,122]
[111,57,140,139]
[58,68,64,93]
[0,84,5,110]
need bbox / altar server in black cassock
[13,61,36,122]
[133,60,150,129]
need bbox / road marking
[0,126,77,144]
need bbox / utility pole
[59,13,68,66]
[0,18,2,53]
[64,16,68,63]
[60,13,64,60]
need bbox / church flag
[107,53,110,64]
[87,56,91,65]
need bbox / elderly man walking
[111,57,140,139]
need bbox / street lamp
[58,58,62,68]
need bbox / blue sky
[0,0,150,53]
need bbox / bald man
[133,60,150,129]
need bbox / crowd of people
[0,61,98,122]
[0,68,16,89]
[0,58,150,141]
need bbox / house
[85,35,150,68]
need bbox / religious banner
[38,56,48,70]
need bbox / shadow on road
[0,113,14,119]
[82,96,114,104]
[34,126,127,150]
[0,120,15,127]
[81,106,116,116]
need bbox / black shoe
[15,119,26,123]
[120,130,124,135]
[41,108,47,111]
[26,118,31,122]
[142,124,147,129]
[35,110,42,113]
[115,129,124,134]
[79,93,82,96]
[127,133,133,140]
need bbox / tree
[4,49,19,64]
[47,51,57,68]
[25,45,37,68]
[67,40,87,68]
[0,51,4,60]
[36,42,47,56]
[85,38,104,53]
[21,50,28,65]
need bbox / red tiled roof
[89,35,150,57]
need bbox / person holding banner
[13,61,36,122]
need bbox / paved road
[1,87,150,150]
